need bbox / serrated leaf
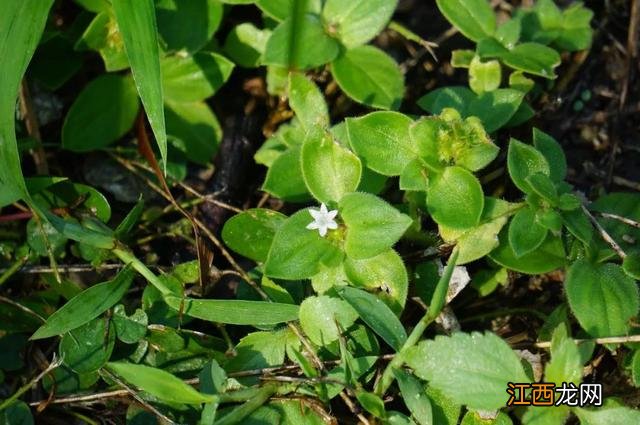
[222,208,286,262]
[340,192,413,259]
[565,260,639,337]
[264,209,342,279]
[507,138,550,194]
[107,362,215,404]
[331,45,404,110]
[322,0,398,48]
[405,332,528,410]
[347,111,415,176]
[31,266,135,340]
[435,0,496,42]
[112,0,167,169]
[337,286,407,351]
[164,297,300,325]
[301,131,362,204]
[299,295,358,345]
[426,166,484,229]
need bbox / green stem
[112,247,172,296]
[213,384,278,425]
[0,256,28,286]
[0,357,62,411]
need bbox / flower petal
[309,208,321,220]
[306,221,320,230]
[327,209,338,220]
[326,220,338,230]
[318,225,328,237]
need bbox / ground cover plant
[1,0,640,423]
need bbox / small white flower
[306,203,338,237]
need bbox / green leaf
[31,266,135,340]
[507,138,550,194]
[301,131,362,204]
[288,72,329,129]
[26,218,67,257]
[532,129,567,182]
[165,100,222,164]
[164,297,300,325]
[565,260,639,337]
[331,45,404,110]
[522,406,570,425]
[344,249,409,315]
[263,13,340,70]
[400,159,430,191]
[0,401,33,425]
[224,329,290,373]
[417,86,476,117]
[112,305,148,344]
[76,12,129,72]
[394,369,433,425]
[435,0,496,42]
[544,325,581,386]
[501,43,561,79]
[161,52,234,103]
[508,207,548,257]
[574,406,640,425]
[262,146,311,202]
[469,56,501,94]
[222,209,286,262]
[337,286,407,351]
[112,0,168,168]
[490,230,566,274]
[107,362,215,404]
[347,112,414,176]
[264,208,343,279]
[623,252,640,280]
[322,0,398,48]
[555,4,593,51]
[356,391,387,418]
[60,318,115,373]
[0,0,53,205]
[439,198,516,264]
[340,192,413,259]
[406,332,529,411]
[155,0,223,53]
[29,34,82,91]
[224,23,271,68]
[299,295,358,345]
[427,166,484,229]
[526,173,558,205]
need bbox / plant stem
[0,355,62,411]
[213,384,278,425]
[0,256,28,286]
[112,247,173,296]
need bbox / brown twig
[600,212,640,228]
[582,205,627,259]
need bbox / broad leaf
[394,369,433,425]
[574,406,640,425]
[224,23,271,68]
[490,230,566,274]
[501,43,561,79]
[340,192,413,259]
[264,209,342,279]
[508,207,548,257]
[161,52,234,103]
[288,72,329,129]
[435,0,496,42]
[322,0,398,48]
[532,129,567,182]
[331,45,404,110]
[301,130,362,204]
[299,295,358,345]
[406,332,529,410]
[222,209,286,262]
[155,0,223,53]
[347,112,414,176]
[507,138,550,194]
[59,318,115,373]
[426,166,484,229]
[62,74,140,152]
[565,260,639,337]
[165,100,222,164]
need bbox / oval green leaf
[427,166,484,229]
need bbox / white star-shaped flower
[306,203,338,237]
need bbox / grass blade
[164,297,300,325]
[0,0,53,202]
[112,0,167,170]
[31,266,135,340]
